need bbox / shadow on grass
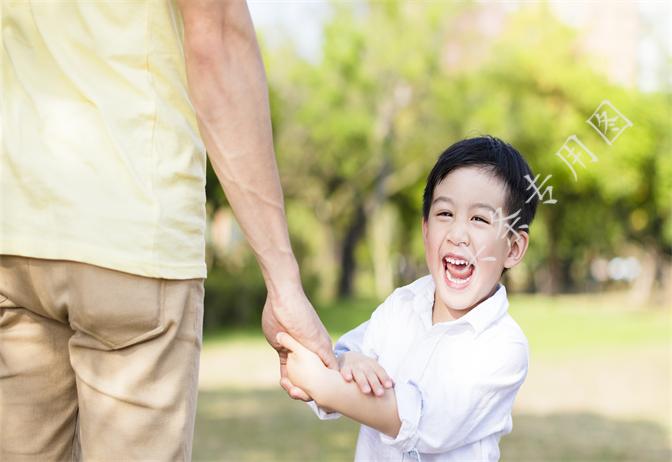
[194,388,358,461]
[194,388,671,462]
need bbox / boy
[277,136,537,461]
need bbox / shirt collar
[415,275,509,336]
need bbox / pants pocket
[0,292,16,308]
[67,268,168,350]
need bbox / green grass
[204,291,671,358]
[508,292,670,357]
[196,292,671,461]
[194,390,671,462]
[194,388,359,461]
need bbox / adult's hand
[262,288,337,401]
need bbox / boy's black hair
[422,136,538,235]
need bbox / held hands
[276,331,395,400]
[262,291,337,401]
[338,351,394,397]
[275,332,394,403]
[275,332,329,396]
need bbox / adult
[0,0,334,460]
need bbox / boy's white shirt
[308,275,529,462]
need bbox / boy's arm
[277,333,402,438]
[279,332,529,454]
[314,366,401,437]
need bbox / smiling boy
[278,136,538,461]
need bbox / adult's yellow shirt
[1,0,207,279]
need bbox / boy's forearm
[311,369,402,438]
[183,1,301,296]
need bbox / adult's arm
[176,0,337,398]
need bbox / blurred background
[193,1,671,460]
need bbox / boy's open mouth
[443,255,475,287]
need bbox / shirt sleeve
[334,320,369,357]
[305,400,343,420]
[380,340,529,454]
[335,293,392,359]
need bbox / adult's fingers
[316,342,338,370]
[280,377,311,401]
[280,375,292,394]
[290,386,311,401]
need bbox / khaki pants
[0,255,204,461]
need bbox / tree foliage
[204,1,671,326]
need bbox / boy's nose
[444,222,470,247]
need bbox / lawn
[203,290,670,357]
[194,291,671,461]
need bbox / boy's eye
[437,211,453,217]
[473,216,490,224]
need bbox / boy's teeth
[446,257,468,265]
[445,269,472,284]
[443,255,475,285]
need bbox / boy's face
[422,166,529,318]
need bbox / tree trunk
[337,202,367,298]
[336,82,409,298]
[626,246,655,306]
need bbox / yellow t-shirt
[1,0,207,279]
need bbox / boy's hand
[338,351,394,397]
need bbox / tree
[204,1,670,319]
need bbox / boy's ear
[503,230,529,269]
